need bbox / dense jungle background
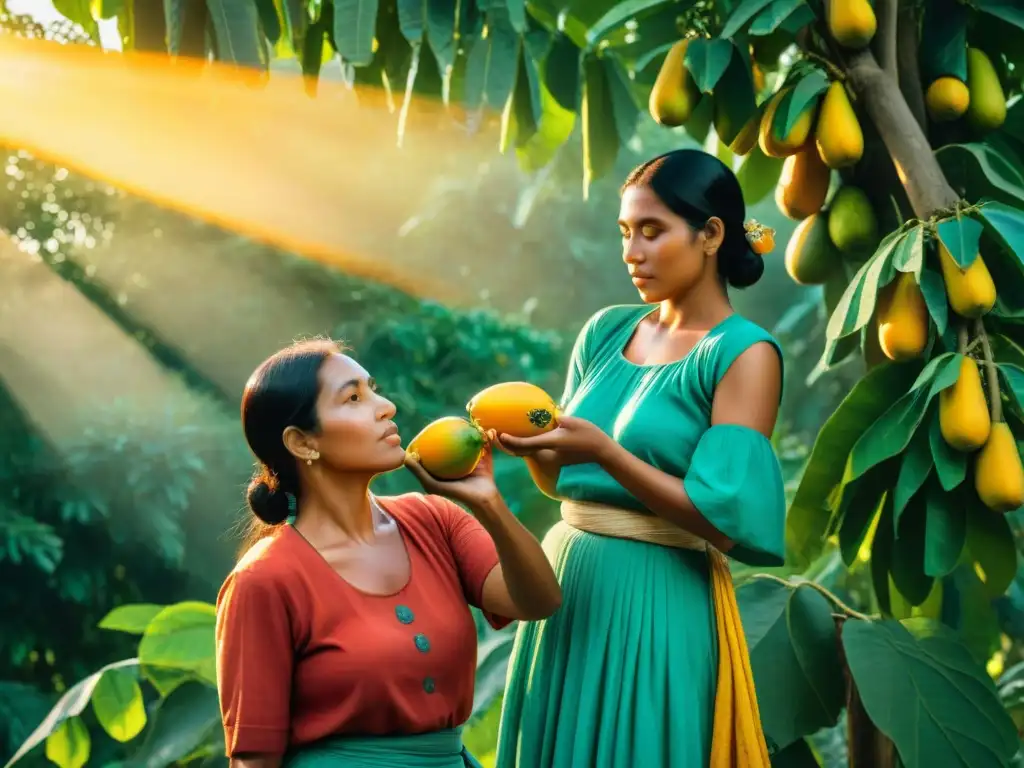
[3,0,1024,766]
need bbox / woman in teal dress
[493,149,786,767]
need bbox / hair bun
[246,475,291,525]
[725,246,765,289]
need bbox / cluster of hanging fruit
[406,382,559,480]
[925,47,1007,132]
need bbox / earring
[306,450,320,466]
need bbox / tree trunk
[836,615,897,768]
[843,48,959,219]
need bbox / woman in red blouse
[215,339,562,768]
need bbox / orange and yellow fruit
[407,416,486,480]
[467,382,560,438]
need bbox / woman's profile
[214,339,561,768]
[493,148,785,767]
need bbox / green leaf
[91,0,123,20]
[397,0,426,43]
[581,54,620,196]
[334,0,380,66]
[945,565,1003,665]
[935,216,983,269]
[138,602,216,684]
[736,146,784,205]
[965,507,1018,599]
[91,667,146,742]
[787,361,924,568]
[920,0,968,82]
[281,0,307,51]
[44,717,89,768]
[918,266,949,336]
[894,420,932,517]
[837,462,892,566]
[892,225,925,277]
[872,499,896,615]
[506,0,526,32]
[976,200,1024,270]
[208,0,269,68]
[843,619,1018,768]
[999,363,1024,413]
[891,491,934,606]
[606,57,640,143]
[685,37,734,93]
[99,603,165,634]
[52,0,98,38]
[5,659,138,768]
[974,0,1024,32]
[426,0,458,74]
[826,229,905,341]
[749,0,804,35]
[774,69,827,140]
[128,682,221,768]
[464,8,520,112]
[712,42,758,145]
[543,33,581,112]
[937,142,1024,208]
[721,0,776,39]
[928,407,967,491]
[738,580,844,751]
[923,479,966,578]
[846,354,960,483]
[514,56,576,172]
[255,0,281,43]
[585,0,674,45]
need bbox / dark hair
[622,149,764,289]
[240,338,342,534]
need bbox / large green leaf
[774,69,827,140]
[501,46,540,152]
[928,406,967,491]
[937,142,1024,208]
[923,478,966,578]
[397,0,426,43]
[586,0,676,45]
[99,603,165,635]
[843,619,1018,768]
[976,200,1024,271]
[786,361,924,567]
[919,266,949,336]
[720,0,776,39]
[543,33,581,112]
[137,602,216,684]
[334,0,380,66]
[894,419,932,517]
[892,224,925,277]
[425,0,459,74]
[936,215,983,269]
[920,0,968,82]
[514,53,576,172]
[44,717,89,768]
[965,506,1018,599]
[738,579,845,751]
[845,353,960,483]
[91,666,146,742]
[749,0,805,36]
[208,0,269,68]
[128,682,221,768]
[685,37,734,94]
[891,492,934,605]
[974,0,1024,32]
[836,462,893,566]
[581,53,620,195]
[463,8,520,112]
[3,658,139,768]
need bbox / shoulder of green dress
[578,304,648,345]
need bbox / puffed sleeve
[682,424,786,567]
[215,568,295,756]
[435,498,514,630]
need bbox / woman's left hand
[404,444,502,511]
[497,415,613,466]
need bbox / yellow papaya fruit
[775,145,831,220]
[785,212,838,285]
[407,416,486,480]
[937,243,996,318]
[939,355,991,451]
[759,88,818,158]
[827,0,876,49]
[966,47,1007,133]
[875,272,929,361]
[467,381,559,438]
[827,185,877,253]
[649,39,701,127]
[926,77,970,122]
[815,81,864,168]
[752,62,766,94]
[728,111,761,156]
[975,422,1024,513]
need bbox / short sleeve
[682,424,785,567]
[433,497,513,630]
[215,569,295,756]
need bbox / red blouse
[214,493,512,757]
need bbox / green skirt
[495,522,719,767]
[283,727,483,768]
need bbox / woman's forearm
[594,440,732,550]
[469,494,562,619]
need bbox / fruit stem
[976,317,1003,424]
[803,50,847,82]
[957,324,968,355]
[751,574,874,622]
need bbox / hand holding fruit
[404,442,500,510]
[496,414,612,466]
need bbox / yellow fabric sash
[560,500,771,768]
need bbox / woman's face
[303,353,406,475]
[618,185,716,302]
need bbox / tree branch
[844,48,959,218]
[896,1,927,131]
[874,0,899,79]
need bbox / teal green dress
[495,305,786,767]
